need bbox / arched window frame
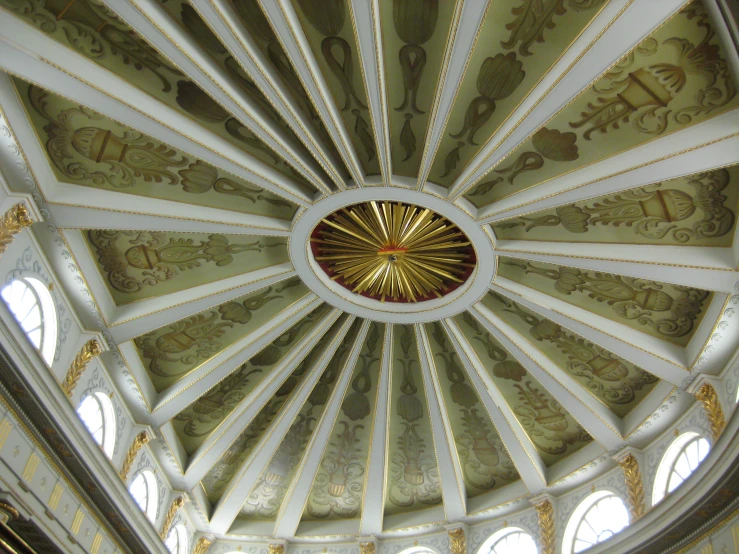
[76,390,117,459]
[1,276,58,365]
[652,431,710,505]
[562,490,630,553]
[129,469,159,522]
[477,526,538,554]
[164,523,189,554]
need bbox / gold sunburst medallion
[310,201,476,303]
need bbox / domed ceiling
[0,0,738,543]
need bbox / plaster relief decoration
[454,312,591,466]
[492,165,739,245]
[481,292,661,418]
[12,80,297,219]
[199,317,353,506]
[425,322,519,496]
[380,0,457,178]
[172,305,331,456]
[497,259,713,347]
[385,324,442,516]
[133,278,308,391]
[86,230,288,304]
[465,1,739,207]
[429,0,608,188]
[304,322,383,520]
[0,0,317,192]
[238,322,361,521]
[291,0,381,176]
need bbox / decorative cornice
[159,495,184,540]
[618,453,646,521]
[192,537,213,554]
[0,202,32,257]
[695,382,726,442]
[118,431,150,481]
[533,498,555,554]
[448,527,466,554]
[61,339,102,398]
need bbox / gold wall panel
[384,324,442,516]
[380,0,458,178]
[497,258,713,346]
[200,316,353,505]
[425,322,519,496]
[0,0,316,193]
[453,313,591,467]
[13,80,298,220]
[429,0,607,188]
[86,230,288,305]
[492,165,739,246]
[172,305,330,455]
[290,0,381,177]
[465,1,739,207]
[133,278,309,391]
[303,322,384,521]
[481,292,661,418]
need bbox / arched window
[397,548,436,554]
[77,392,116,458]
[478,527,538,554]
[129,470,158,522]
[563,491,630,553]
[652,432,710,505]
[164,523,188,554]
[1,277,57,364]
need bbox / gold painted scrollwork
[0,203,32,257]
[193,537,213,554]
[61,339,102,398]
[618,454,645,520]
[119,431,150,481]
[534,499,555,554]
[448,527,466,554]
[159,495,185,539]
[359,541,376,554]
[269,544,285,554]
[695,382,725,442]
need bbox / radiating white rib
[416,0,485,192]
[105,0,330,195]
[359,323,392,536]
[475,115,739,224]
[258,0,367,187]
[443,317,547,491]
[273,320,371,538]
[208,315,356,534]
[194,0,347,191]
[0,18,312,207]
[348,0,390,184]
[151,294,322,423]
[491,280,690,379]
[449,0,689,200]
[471,303,624,451]
[495,243,737,292]
[414,323,467,520]
[182,308,343,487]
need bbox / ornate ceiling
[0,0,737,545]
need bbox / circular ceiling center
[309,201,476,303]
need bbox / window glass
[653,432,710,504]
[165,524,188,554]
[478,527,538,554]
[129,470,158,521]
[563,491,630,553]
[2,277,57,364]
[77,392,116,458]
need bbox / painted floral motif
[18,82,296,218]
[498,259,712,346]
[172,306,329,454]
[493,167,737,245]
[486,293,660,417]
[386,325,441,513]
[87,230,286,300]
[293,0,380,174]
[306,322,382,519]
[455,312,591,464]
[427,323,518,495]
[466,2,739,207]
